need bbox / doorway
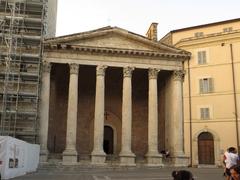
[198,132,215,164]
[104,126,114,154]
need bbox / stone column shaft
[171,70,188,166]
[172,70,185,155]
[91,65,107,164]
[148,68,159,154]
[120,67,135,166]
[63,63,79,164]
[39,61,51,162]
[146,68,162,166]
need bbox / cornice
[44,44,190,61]
[175,30,240,48]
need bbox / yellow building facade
[161,18,240,166]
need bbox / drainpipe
[187,58,193,167]
[230,44,239,153]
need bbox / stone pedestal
[62,149,78,165]
[146,153,163,167]
[172,154,189,167]
[119,152,136,166]
[91,151,106,165]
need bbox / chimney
[146,23,158,41]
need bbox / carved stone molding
[123,67,134,78]
[69,63,79,74]
[173,70,185,81]
[96,65,107,76]
[42,61,51,73]
[148,68,160,79]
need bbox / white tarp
[0,136,40,179]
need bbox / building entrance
[104,126,114,154]
[198,132,214,164]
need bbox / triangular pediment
[45,26,187,54]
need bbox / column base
[145,153,163,167]
[40,149,49,163]
[171,154,189,167]
[119,152,136,166]
[91,151,106,165]
[62,149,78,165]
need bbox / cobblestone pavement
[12,167,224,180]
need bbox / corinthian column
[63,63,79,165]
[91,65,107,165]
[171,70,189,166]
[119,67,136,166]
[146,68,163,166]
[39,61,51,162]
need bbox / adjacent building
[161,18,240,166]
[0,0,58,143]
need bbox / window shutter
[202,51,206,64]
[209,78,214,92]
[198,51,202,64]
[199,79,204,93]
[200,108,204,119]
[205,108,210,119]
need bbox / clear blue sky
[56,0,240,39]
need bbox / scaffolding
[0,0,46,143]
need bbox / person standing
[223,147,239,180]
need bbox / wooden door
[198,132,215,164]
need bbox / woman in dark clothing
[172,170,194,180]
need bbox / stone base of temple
[119,153,136,166]
[62,149,78,165]
[145,153,163,167]
[171,155,189,167]
[91,151,106,165]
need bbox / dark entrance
[198,132,215,164]
[104,126,114,154]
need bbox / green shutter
[209,78,214,92]
[199,79,204,93]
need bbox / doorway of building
[104,126,114,154]
[198,132,215,164]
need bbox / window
[223,27,233,33]
[200,108,210,119]
[195,32,204,37]
[199,78,214,93]
[197,51,207,64]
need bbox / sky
[56,0,240,39]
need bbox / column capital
[96,65,107,76]
[123,66,134,78]
[69,63,79,74]
[148,68,160,79]
[42,61,51,73]
[173,70,185,82]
